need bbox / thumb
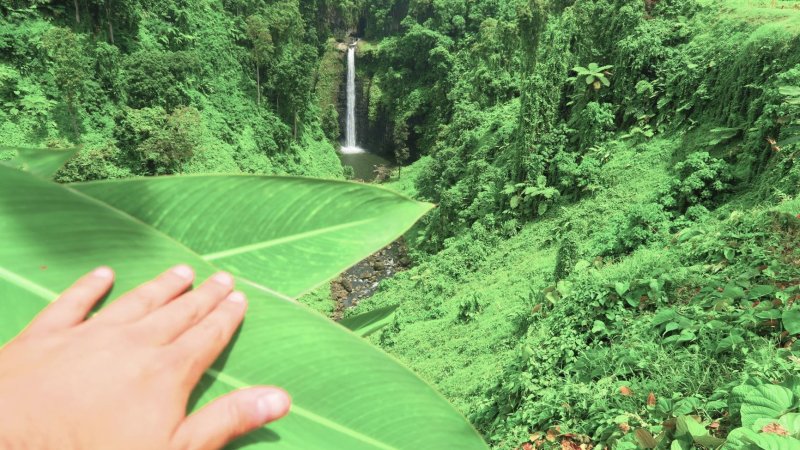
[172,387,291,450]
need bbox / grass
[719,0,800,35]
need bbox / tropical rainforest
[2,0,800,449]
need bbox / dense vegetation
[0,0,360,179]
[347,0,800,448]
[3,0,800,448]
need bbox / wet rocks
[329,238,411,318]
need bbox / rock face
[330,238,411,319]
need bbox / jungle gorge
[2,0,800,448]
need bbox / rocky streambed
[330,238,411,320]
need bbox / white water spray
[341,43,365,154]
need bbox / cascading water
[337,39,390,180]
[341,43,364,154]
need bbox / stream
[330,40,407,317]
[331,239,410,319]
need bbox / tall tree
[105,0,113,43]
[245,14,274,106]
[513,0,548,181]
[43,27,90,139]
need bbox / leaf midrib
[0,265,399,450]
[0,266,58,300]
[202,218,378,261]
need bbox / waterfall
[341,43,365,154]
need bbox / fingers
[132,273,235,345]
[172,387,291,450]
[26,267,114,334]
[97,265,195,324]
[171,291,247,385]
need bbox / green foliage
[114,106,202,175]
[315,39,343,142]
[456,294,484,324]
[355,131,800,450]
[553,233,579,282]
[571,62,613,91]
[504,175,560,218]
[722,379,800,449]
[666,151,733,214]
[343,2,800,449]
[42,26,90,136]
[603,203,673,257]
[0,0,347,179]
[121,50,201,110]
[568,101,616,149]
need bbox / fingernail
[255,390,290,423]
[92,267,113,279]
[170,265,194,280]
[226,291,246,304]
[211,272,234,287]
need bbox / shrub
[121,50,202,110]
[114,106,202,175]
[554,232,579,282]
[553,151,604,198]
[666,151,732,213]
[600,203,672,257]
[568,101,616,149]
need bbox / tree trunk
[256,65,261,106]
[67,100,80,140]
[74,0,80,23]
[105,0,114,44]
[293,112,298,140]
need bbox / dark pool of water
[339,151,392,181]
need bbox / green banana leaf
[72,176,425,299]
[0,146,78,178]
[0,166,488,450]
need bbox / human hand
[0,266,290,450]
